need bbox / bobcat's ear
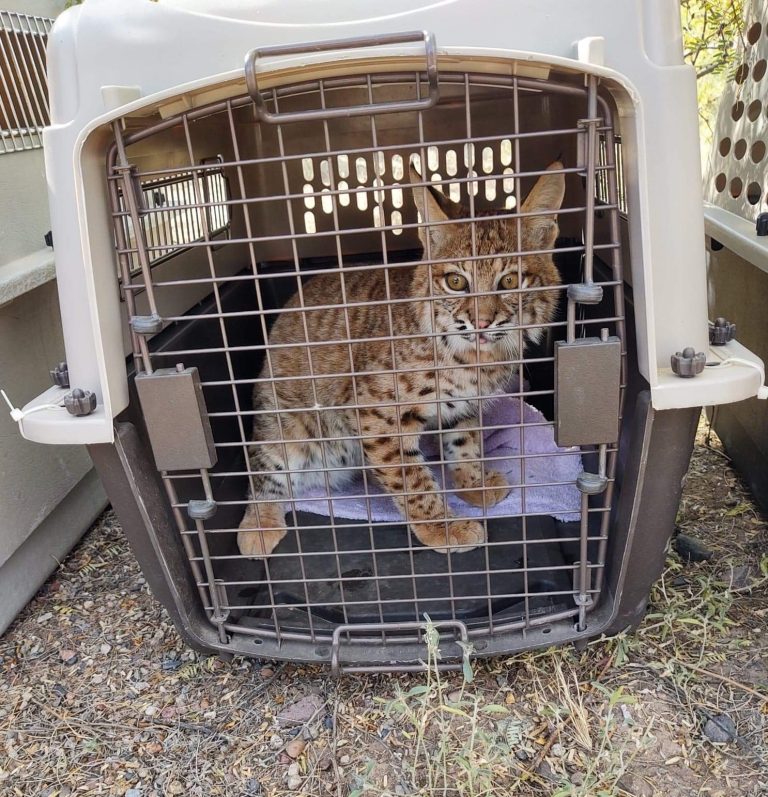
[409,160,453,254]
[520,160,566,251]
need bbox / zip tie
[706,357,768,400]
[1,389,66,423]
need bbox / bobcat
[238,160,565,558]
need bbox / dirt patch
[1,417,766,796]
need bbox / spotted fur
[238,161,565,557]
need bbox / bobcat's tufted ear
[520,161,566,251]
[409,160,456,254]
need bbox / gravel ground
[1,417,767,797]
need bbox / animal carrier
[703,0,768,512]
[16,0,765,672]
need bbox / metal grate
[0,11,52,154]
[108,67,626,670]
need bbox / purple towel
[290,396,582,523]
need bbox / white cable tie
[707,357,768,400]
[1,388,66,423]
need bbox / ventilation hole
[321,189,332,214]
[500,138,512,166]
[411,153,421,173]
[356,190,368,211]
[391,210,403,235]
[374,151,386,177]
[337,155,349,179]
[730,176,743,198]
[304,210,316,233]
[448,182,461,202]
[338,180,350,207]
[505,195,517,210]
[301,158,314,181]
[719,137,732,156]
[482,146,494,174]
[748,22,762,44]
[303,184,315,210]
[445,149,458,176]
[320,159,331,187]
[391,186,403,209]
[754,59,767,81]
[372,177,384,205]
[735,64,749,84]
[431,172,443,187]
[502,167,515,194]
[355,158,368,183]
[747,182,762,205]
[391,154,404,181]
[463,142,475,167]
[427,146,440,172]
[714,172,727,192]
[748,100,763,122]
[732,101,745,121]
[372,205,383,228]
[751,140,766,162]
[485,178,497,201]
[468,169,479,196]
[734,138,748,159]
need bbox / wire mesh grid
[0,11,52,154]
[107,67,627,662]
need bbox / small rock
[278,753,292,765]
[125,789,142,797]
[316,750,333,771]
[167,782,184,796]
[339,754,350,765]
[37,612,53,624]
[447,690,462,703]
[269,734,284,750]
[286,775,302,791]
[703,713,737,743]
[551,743,565,757]
[287,763,300,777]
[160,706,176,720]
[617,774,653,797]
[322,715,334,731]
[243,778,262,796]
[728,564,752,590]
[260,667,275,678]
[536,762,557,783]
[162,658,181,672]
[59,649,78,666]
[277,694,325,726]
[83,599,94,609]
[515,750,528,761]
[570,772,584,787]
[285,738,306,759]
[144,705,159,717]
[673,533,713,563]
[100,643,112,655]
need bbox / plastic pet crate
[18,0,765,673]
[703,0,768,512]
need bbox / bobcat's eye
[499,273,518,291]
[445,273,469,292]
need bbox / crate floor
[223,513,576,633]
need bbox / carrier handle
[244,30,439,123]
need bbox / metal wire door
[107,60,626,668]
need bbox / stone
[285,738,306,759]
[286,775,302,791]
[59,649,78,665]
[673,533,713,562]
[277,694,325,726]
[339,754,350,765]
[703,713,737,743]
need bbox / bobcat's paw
[413,519,486,554]
[237,504,286,558]
[237,528,286,559]
[455,469,510,507]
